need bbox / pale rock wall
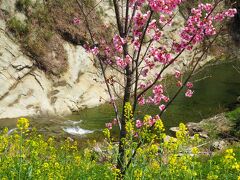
[0,23,108,119]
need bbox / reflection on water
[0,60,240,139]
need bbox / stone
[169,127,179,133]
[198,132,209,139]
[0,0,16,15]
[211,140,226,150]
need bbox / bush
[7,17,28,36]
[16,0,32,12]
[226,107,240,138]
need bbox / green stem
[19,130,23,180]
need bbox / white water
[62,126,94,136]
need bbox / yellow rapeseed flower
[134,169,142,180]
[191,147,199,155]
[151,160,160,170]
[17,117,29,130]
[207,173,218,180]
[155,119,165,131]
[232,162,240,171]
[226,149,233,154]
[43,162,49,169]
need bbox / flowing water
[1,60,240,140]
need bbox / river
[0,60,240,141]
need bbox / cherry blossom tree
[76,0,237,177]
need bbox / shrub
[226,107,240,138]
[16,0,32,12]
[7,17,28,36]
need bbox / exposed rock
[198,132,209,139]
[169,127,179,133]
[0,29,109,119]
[211,140,227,150]
[170,121,210,139]
[199,113,234,134]
[163,135,177,142]
[187,122,203,133]
[0,0,16,15]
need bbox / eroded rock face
[0,29,109,119]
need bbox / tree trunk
[117,40,132,176]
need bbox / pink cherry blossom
[91,47,99,55]
[138,96,145,105]
[115,55,132,69]
[176,81,182,87]
[161,95,169,103]
[153,29,163,41]
[141,68,149,77]
[73,17,81,25]
[185,89,194,98]
[148,117,156,127]
[153,85,163,95]
[133,11,150,29]
[113,35,125,53]
[139,83,146,89]
[136,120,143,128]
[148,0,183,14]
[159,104,166,111]
[146,96,154,104]
[133,38,140,50]
[175,70,181,79]
[116,57,127,69]
[124,55,132,64]
[104,46,111,57]
[105,122,113,130]
[145,58,155,69]
[186,82,193,89]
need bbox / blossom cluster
[78,1,237,109]
[135,114,163,129]
[115,55,132,69]
[148,0,183,14]
[174,4,237,52]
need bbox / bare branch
[112,0,124,36]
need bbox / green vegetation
[7,17,28,36]
[1,114,239,179]
[226,107,240,138]
[16,0,32,12]
[0,118,113,179]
